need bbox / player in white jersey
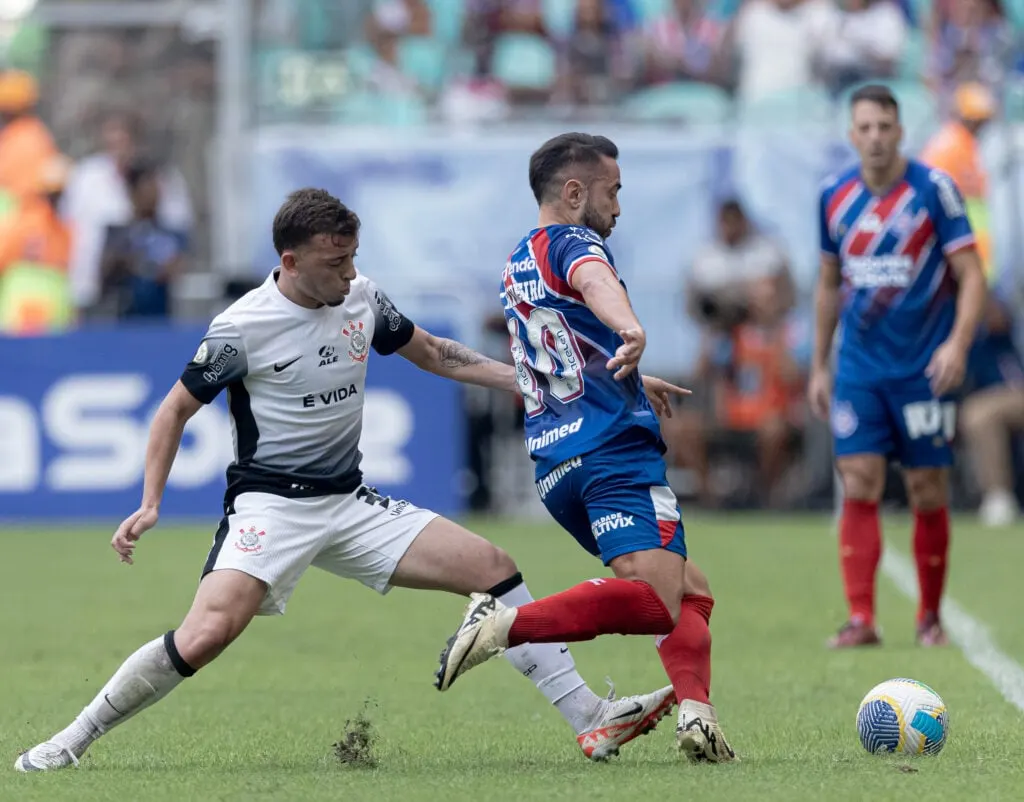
[16,189,676,772]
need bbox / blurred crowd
[255,0,1023,123]
[0,69,193,336]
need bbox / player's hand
[807,366,832,421]
[112,506,159,565]
[606,328,646,380]
[641,375,692,418]
[926,339,967,397]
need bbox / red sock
[508,577,674,647]
[839,499,882,626]
[656,595,713,704]
[913,507,950,622]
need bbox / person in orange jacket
[0,153,74,334]
[919,81,996,281]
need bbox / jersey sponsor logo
[536,456,582,500]
[505,278,547,306]
[591,512,635,537]
[203,343,240,383]
[503,256,538,277]
[858,213,883,234]
[273,356,301,372]
[374,291,403,332]
[318,344,339,367]
[564,226,603,245]
[192,341,209,365]
[302,383,359,408]
[930,170,965,218]
[526,416,583,452]
[831,400,858,439]
[234,525,265,553]
[587,244,608,260]
[844,255,914,289]
[342,320,369,363]
[388,499,411,516]
[357,485,390,509]
[902,400,956,441]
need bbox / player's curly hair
[529,132,619,205]
[272,188,361,255]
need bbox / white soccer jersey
[180,268,415,509]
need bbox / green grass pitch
[3,514,1024,801]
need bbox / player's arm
[569,260,645,379]
[927,170,987,395]
[112,322,247,564]
[808,254,841,421]
[397,326,518,393]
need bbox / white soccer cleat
[979,490,1018,528]
[676,700,737,763]
[14,741,79,772]
[434,593,515,691]
[577,684,676,761]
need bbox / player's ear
[563,178,584,209]
[281,250,298,274]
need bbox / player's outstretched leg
[904,467,951,647]
[390,518,674,758]
[655,563,735,763]
[15,569,265,772]
[829,455,886,649]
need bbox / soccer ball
[856,678,949,756]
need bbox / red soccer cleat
[826,619,882,649]
[916,614,949,647]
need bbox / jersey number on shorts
[507,307,585,416]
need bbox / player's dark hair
[272,188,361,255]
[849,84,900,117]
[528,132,619,204]
[719,198,745,218]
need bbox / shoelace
[29,742,79,770]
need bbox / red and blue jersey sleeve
[540,226,616,297]
[819,184,840,257]
[926,169,975,257]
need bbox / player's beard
[581,200,613,240]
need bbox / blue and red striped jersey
[819,159,975,379]
[500,224,660,473]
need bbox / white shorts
[202,487,439,615]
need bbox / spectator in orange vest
[0,70,58,211]
[0,153,73,334]
[919,81,995,278]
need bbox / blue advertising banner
[0,326,464,520]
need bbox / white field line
[881,544,1024,713]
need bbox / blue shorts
[831,373,956,468]
[535,431,687,565]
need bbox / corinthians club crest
[343,320,369,363]
[234,525,265,553]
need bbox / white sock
[493,573,607,734]
[53,632,195,757]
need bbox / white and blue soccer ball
[857,678,949,756]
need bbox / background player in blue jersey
[435,133,736,763]
[808,85,987,649]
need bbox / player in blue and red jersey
[435,133,736,763]
[808,85,987,649]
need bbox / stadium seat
[622,82,733,123]
[425,0,467,43]
[542,0,578,37]
[898,30,926,81]
[335,91,429,126]
[737,86,834,126]
[398,36,449,92]
[491,33,557,90]
[632,0,672,22]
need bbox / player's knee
[175,612,245,668]
[905,470,947,511]
[683,561,712,599]
[840,460,885,501]
[484,544,518,587]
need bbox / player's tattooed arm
[398,325,518,393]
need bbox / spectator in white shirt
[732,0,834,102]
[820,0,907,94]
[61,111,192,316]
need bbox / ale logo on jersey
[235,525,265,553]
[343,320,368,363]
